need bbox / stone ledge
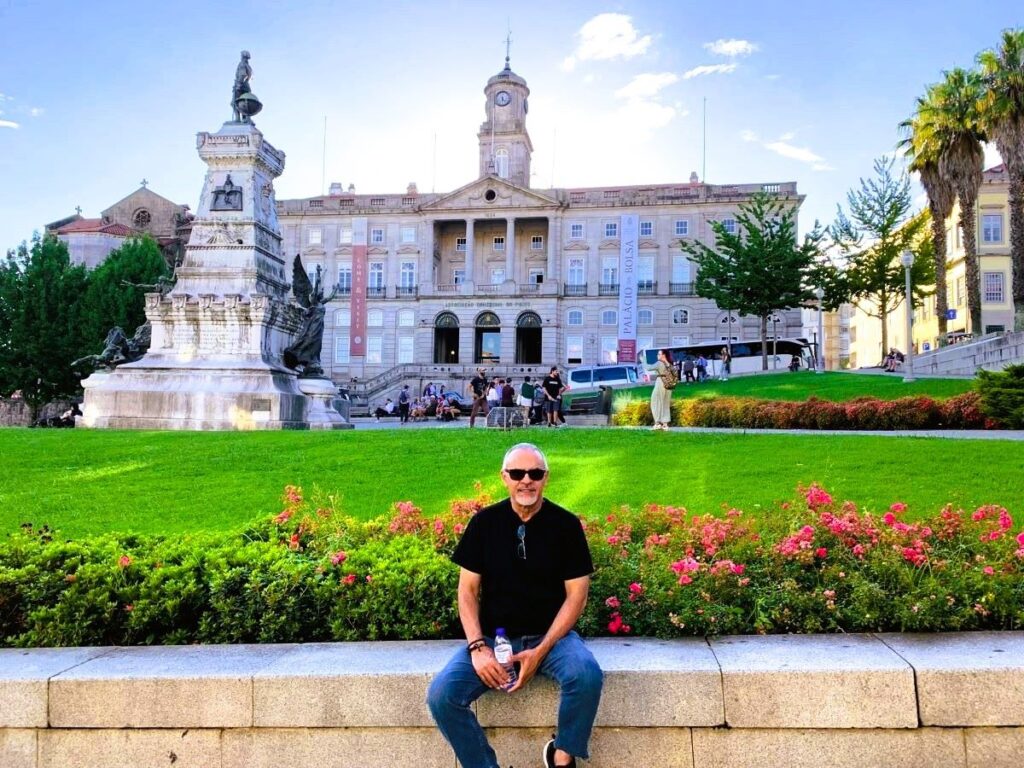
[0,633,1022,737]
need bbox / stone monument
[79,52,351,429]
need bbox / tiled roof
[56,219,136,236]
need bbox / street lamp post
[900,250,916,383]
[814,287,825,374]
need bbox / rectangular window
[400,261,416,288]
[529,268,544,284]
[570,222,584,239]
[605,222,618,238]
[366,336,382,364]
[400,226,416,244]
[453,268,465,284]
[675,220,689,236]
[369,197,386,206]
[369,262,384,289]
[570,191,586,203]
[982,214,1003,243]
[722,218,737,234]
[672,255,691,283]
[397,335,414,364]
[956,277,965,306]
[601,256,618,285]
[456,237,467,252]
[493,236,505,251]
[600,336,618,364]
[531,235,544,250]
[334,336,350,364]
[568,257,585,286]
[984,271,1005,303]
[370,228,385,244]
[309,200,324,209]
[640,221,653,237]
[339,227,353,244]
[337,263,352,294]
[491,268,505,285]
[307,228,322,245]
[566,335,583,365]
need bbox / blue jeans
[427,631,603,768]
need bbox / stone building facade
[276,60,804,385]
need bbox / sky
[0,0,1019,250]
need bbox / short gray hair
[502,443,548,471]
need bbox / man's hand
[506,646,546,693]
[471,647,511,690]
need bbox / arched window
[494,148,510,179]
[566,309,584,326]
[435,311,459,328]
[638,308,654,326]
[397,309,415,327]
[475,311,501,327]
[133,209,151,229]
[334,309,351,327]
[367,309,384,327]
[672,308,690,325]
[516,311,542,328]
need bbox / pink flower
[677,574,693,585]
[273,509,293,525]
[365,574,373,583]
[805,485,833,510]
[670,557,700,574]
[731,563,746,575]
[607,612,624,634]
[607,535,621,545]
[124,604,134,612]
[852,544,866,557]
[983,566,995,575]
[972,509,987,522]
[330,550,348,566]
[118,555,132,568]
[889,502,907,514]
[815,547,828,559]
[454,523,465,535]
[1017,532,1024,547]
[342,573,357,585]
[605,596,621,609]
[882,512,896,526]
[434,519,444,535]
[629,582,643,594]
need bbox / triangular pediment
[397,244,421,255]
[564,241,590,251]
[101,186,183,218]
[639,239,659,250]
[368,246,389,256]
[421,176,559,212]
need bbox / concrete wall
[0,398,72,427]
[914,330,1024,375]
[2,633,1022,767]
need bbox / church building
[276,57,804,384]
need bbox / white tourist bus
[637,338,816,378]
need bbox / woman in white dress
[644,348,674,430]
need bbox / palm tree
[978,29,1024,331]
[900,89,957,343]
[923,68,987,336]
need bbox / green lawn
[1,428,1021,539]
[608,371,975,407]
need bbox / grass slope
[1,428,1021,538]
[609,371,974,406]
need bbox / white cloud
[682,63,737,79]
[28,107,44,117]
[704,39,758,57]
[740,129,758,143]
[778,132,795,141]
[741,131,834,171]
[0,93,11,102]
[0,119,19,129]
[614,72,678,100]
[562,13,652,72]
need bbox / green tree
[831,157,933,360]
[926,67,987,335]
[978,29,1024,331]
[681,191,826,370]
[900,86,957,343]
[0,235,89,418]
[79,236,168,352]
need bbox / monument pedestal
[79,113,350,430]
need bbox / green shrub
[976,364,1024,429]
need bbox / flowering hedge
[1,484,1021,646]
[611,391,995,430]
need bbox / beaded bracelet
[467,638,487,652]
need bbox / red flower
[815,547,828,559]
[330,550,348,566]
[342,573,357,586]
[118,555,131,568]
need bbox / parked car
[565,364,640,393]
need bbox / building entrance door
[475,311,501,364]
[515,311,542,364]
[433,312,459,364]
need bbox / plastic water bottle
[493,628,517,690]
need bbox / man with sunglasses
[427,443,601,768]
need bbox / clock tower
[478,55,533,187]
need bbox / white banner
[617,214,639,363]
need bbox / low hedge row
[1,484,1022,646]
[611,391,995,430]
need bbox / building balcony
[366,285,387,298]
[477,284,503,294]
[518,283,540,294]
[598,283,620,296]
[638,281,656,295]
[563,283,587,297]
[669,282,696,296]
[335,285,352,297]
[396,285,418,298]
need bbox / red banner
[350,217,368,357]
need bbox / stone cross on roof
[75,205,82,215]
[140,178,148,188]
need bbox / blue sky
[0,1,1018,249]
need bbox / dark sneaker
[543,738,576,768]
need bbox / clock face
[495,90,511,107]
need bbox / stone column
[547,216,560,289]
[421,219,435,294]
[505,217,516,284]
[463,218,475,295]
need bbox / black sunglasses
[504,468,547,481]
[516,524,526,559]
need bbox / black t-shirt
[452,498,593,638]
[541,374,563,399]
[470,375,487,397]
